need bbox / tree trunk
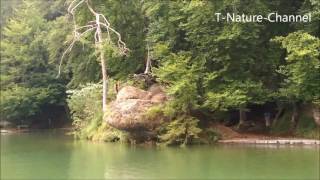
[239,107,247,125]
[184,121,189,145]
[272,106,284,127]
[312,105,320,126]
[96,14,108,112]
[290,103,299,129]
[62,0,127,114]
[144,44,151,74]
[100,49,108,112]
[114,81,120,94]
[265,116,271,128]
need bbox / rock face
[105,85,167,132]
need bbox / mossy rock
[105,85,167,132]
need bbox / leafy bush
[67,82,125,141]
[67,83,102,138]
[158,115,202,146]
[296,115,320,139]
[151,52,204,146]
[273,32,320,105]
[142,105,165,121]
[271,112,292,135]
[91,122,129,142]
[271,110,320,139]
[200,128,221,144]
[126,75,149,90]
[0,86,63,124]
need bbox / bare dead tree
[59,0,128,113]
[144,43,152,74]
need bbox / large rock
[105,85,167,132]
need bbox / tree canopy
[0,0,319,138]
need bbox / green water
[1,131,319,180]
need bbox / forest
[1,0,319,145]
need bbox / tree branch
[57,0,129,77]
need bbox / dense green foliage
[1,0,319,144]
[0,1,66,125]
[67,82,126,141]
[274,32,320,105]
[158,116,202,146]
[272,110,320,139]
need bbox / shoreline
[218,138,320,145]
[0,127,73,134]
[2,128,319,146]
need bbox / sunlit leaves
[274,32,320,104]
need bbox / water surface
[1,131,319,179]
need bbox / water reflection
[1,132,319,179]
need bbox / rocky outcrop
[105,85,167,132]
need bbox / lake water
[1,131,319,179]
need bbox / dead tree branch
[59,0,128,113]
[58,0,128,77]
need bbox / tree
[0,1,66,124]
[0,0,19,28]
[274,32,320,126]
[59,0,128,114]
[146,0,276,126]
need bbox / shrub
[142,105,165,121]
[200,128,221,144]
[0,86,62,124]
[91,122,129,142]
[296,115,320,139]
[158,115,202,146]
[151,52,204,146]
[67,82,124,141]
[67,83,102,138]
[271,110,320,139]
